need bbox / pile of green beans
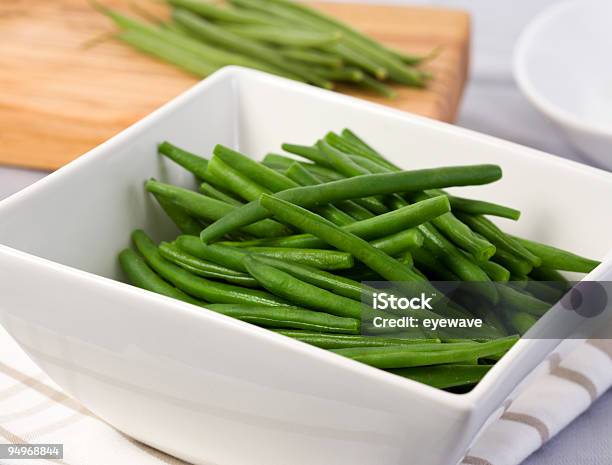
[96,0,435,98]
[118,128,600,392]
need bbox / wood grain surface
[0,0,470,170]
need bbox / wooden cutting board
[0,0,470,171]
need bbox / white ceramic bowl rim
[513,0,612,138]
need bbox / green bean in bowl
[118,128,600,392]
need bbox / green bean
[498,286,550,317]
[216,197,450,250]
[244,247,354,270]
[341,129,398,169]
[119,248,202,305]
[281,143,384,214]
[227,0,389,78]
[199,164,502,243]
[206,304,360,334]
[106,8,288,77]
[456,214,541,267]
[279,48,343,68]
[263,153,345,181]
[311,67,364,82]
[332,337,518,369]
[325,131,382,162]
[176,236,354,271]
[388,47,432,66]
[524,279,566,304]
[158,242,258,287]
[420,223,493,284]
[268,0,427,84]
[252,0,426,85]
[492,248,533,276]
[346,153,393,175]
[340,151,496,265]
[167,0,275,25]
[258,193,425,283]
[511,236,600,273]
[319,139,419,215]
[357,74,398,98]
[243,256,363,318]
[176,236,247,271]
[383,182,494,289]
[206,155,271,201]
[284,160,332,189]
[529,267,568,283]
[251,255,373,301]
[316,140,389,214]
[510,276,529,289]
[214,145,298,192]
[427,189,521,221]
[145,179,290,238]
[152,193,203,236]
[389,364,492,389]
[412,192,496,262]
[282,163,354,224]
[370,229,423,256]
[412,248,460,281]
[506,311,537,335]
[478,260,510,282]
[274,330,440,349]
[455,293,508,336]
[173,9,333,88]
[132,230,286,305]
[327,43,388,79]
[223,25,341,48]
[199,183,244,206]
[281,143,327,165]
[118,29,218,78]
[159,141,209,179]
[212,146,353,226]
[284,163,357,225]
[125,229,359,335]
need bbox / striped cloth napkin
[1,325,611,465]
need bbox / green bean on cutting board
[117,127,601,393]
[98,0,435,97]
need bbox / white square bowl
[1,67,612,465]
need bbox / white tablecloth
[1,1,608,463]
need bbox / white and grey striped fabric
[1,324,611,465]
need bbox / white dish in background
[514,0,612,169]
[1,67,612,465]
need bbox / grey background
[0,0,609,463]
